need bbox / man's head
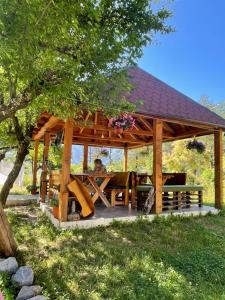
[94,159,103,167]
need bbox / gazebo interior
[31,67,225,225]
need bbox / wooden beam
[59,119,73,221]
[83,144,88,172]
[135,113,218,130]
[72,133,146,145]
[32,140,39,192]
[74,124,155,137]
[214,128,223,209]
[153,119,163,214]
[124,147,128,172]
[40,133,50,202]
[33,116,61,140]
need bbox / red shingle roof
[128,67,225,128]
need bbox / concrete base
[40,203,219,230]
[6,195,38,207]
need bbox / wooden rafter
[33,116,60,140]
[79,112,91,134]
[138,116,153,132]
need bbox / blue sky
[138,0,225,103]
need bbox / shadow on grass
[7,208,225,300]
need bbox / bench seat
[136,184,203,192]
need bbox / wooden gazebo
[32,67,225,221]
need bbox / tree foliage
[0,0,173,120]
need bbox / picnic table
[74,173,115,207]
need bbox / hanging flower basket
[108,114,135,134]
[186,139,206,154]
[100,148,109,157]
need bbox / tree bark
[0,141,29,206]
[0,202,17,256]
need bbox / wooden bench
[136,184,203,212]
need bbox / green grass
[5,206,225,300]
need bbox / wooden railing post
[40,133,50,202]
[32,140,39,193]
[214,128,223,209]
[83,144,88,172]
[59,119,73,221]
[124,147,128,172]
[153,119,163,214]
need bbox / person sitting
[93,158,107,174]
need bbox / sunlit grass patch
[6,207,225,300]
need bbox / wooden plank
[124,147,128,172]
[33,116,61,140]
[59,119,74,221]
[32,140,39,191]
[40,133,50,202]
[153,119,163,214]
[214,128,223,209]
[83,144,88,172]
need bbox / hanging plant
[186,139,206,154]
[99,148,109,157]
[108,113,135,134]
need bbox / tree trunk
[0,141,29,206]
[0,202,17,256]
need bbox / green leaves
[0,0,173,121]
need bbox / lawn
[3,206,225,300]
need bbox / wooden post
[124,147,128,172]
[32,140,39,193]
[153,119,163,214]
[40,133,50,202]
[59,119,73,221]
[214,128,223,209]
[83,144,88,172]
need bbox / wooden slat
[153,119,163,214]
[214,128,223,209]
[59,119,73,221]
